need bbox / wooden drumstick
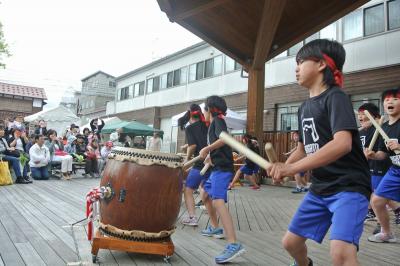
[368,117,384,150]
[183,156,202,170]
[364,110,400,154]
[200,163,211,175]
[265,142,290,183]
[219,132,271,170]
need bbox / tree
[0,21,11,68]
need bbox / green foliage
[0,21,11,68]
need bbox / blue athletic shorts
[375,166,400,202]
[240,164,259,175]
[288,191,368,248]
[185,168,209,190]
[371,175,383,191]
[203,170,232,202]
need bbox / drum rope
[86,187,101,240]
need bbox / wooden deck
[0,177,399,266]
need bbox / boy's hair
[34,134,42,141]
[83,127,90,134]
[296,39,346,88]
[178,103,204,130]
[381,87,400,102]
[358,103,380,118]
[205,95,227,117]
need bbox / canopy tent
[101,120,163,136]
[171,103,246,131]
[24,105,80,135]
[79,117,121,133]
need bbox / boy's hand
[199,147,209,159]
[364,148,375,159]
[386,140,400,151]
[269,162,295,183]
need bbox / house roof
[81,71,116,82]
[0,82,47,100]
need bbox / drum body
[100,147,183,238]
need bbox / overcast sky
[0,0,201,109]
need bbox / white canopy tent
[171,103,246,131]
[24,105,80,136]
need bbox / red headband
[384,92,400,100]
[190,110,208,126]
[323,53,343,88]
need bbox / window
[153,76,160,92]
[281,113,298,131]
[134,81,145,97]
[343,9,363,41]
[173,69,181,86]
[225,56,241,72]
[167,71,173,88]
[288,42,303,56]
[274,51,287,59]
[146,78,153,93]
[128,85,134,98]
[204,58,214,78]
[320,22,337,40]
[120,87,129,100]
[109,81,116,87]
[180,67,187,84]
[196,61,204,80]
[213,55,222,75]
[388,0,400,30]
[305,32,319,43]
[160,73,167,90]
[189,64,196,81]
[364,4,384,36]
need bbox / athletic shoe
[201,225,224,239]
[394,210,400,225]
[291,187,303,194]
[364,209,377,222]
[302,187,309,192]
[195,200,203,208]
[181,216,198,226]
[368,232,397,243]
[199,205,207,211]
[290,257,313,266]
[215,243,245,264]
[373,224,381,235]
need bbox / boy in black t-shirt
[358,103,400,228]
[199,95,245,264]
[269,39,371,266]
[365,88,400,243]
[178,104,210,226]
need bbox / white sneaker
[181,216,198,226]
[368,232,397,243]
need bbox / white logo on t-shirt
[302,118,320,155]
[360,136,366,147]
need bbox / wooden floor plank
[0,222,25,266]
[14,242,46,266]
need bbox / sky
[0,0,201,109]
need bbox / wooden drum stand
[91,229,174,263]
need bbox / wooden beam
[246,67,265,144]
[170,0,230,22]
[252,0,286,69]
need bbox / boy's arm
[185,144,196,161]
[364,149,387,160]
[285,142,306,164]
[199,139,225,159]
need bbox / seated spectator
[7,127,31,183]
[85,138,100,178]
[34,119,47,136]
[0,125,30,184]
[25,134,37,153]
[100,141,113,173]
[82,127,91,145]
[47,129,73,180]
[29,135,50,180]
[66,124,79,139]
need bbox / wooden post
[247,66,265,150]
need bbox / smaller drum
[99,147,183,241]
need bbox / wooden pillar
[246,66,265,146]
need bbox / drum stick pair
[364,110,400,154]
[182,155,211,175]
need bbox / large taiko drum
[99,147,183,241]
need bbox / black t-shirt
[378,119,400,167]
[360,126,391,176]
[298,86,371,199]
[208,117,234,172]
[185,121,208,170]
[245,143,260,169]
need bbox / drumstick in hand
[183,155,202,170]
[265,142,289,183]
[364,110,400,155]
[219,132,271,170]
[368,117,384,150]
[200,163,211,175]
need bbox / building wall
[0,97,43,121]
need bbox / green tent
[101,120,163,136]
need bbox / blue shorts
[185,168,209,190]
[371,175,383,191]
[288,191,368,248]
[240,165,259,175]
[375,166,400,202]
[203,170,232,202]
